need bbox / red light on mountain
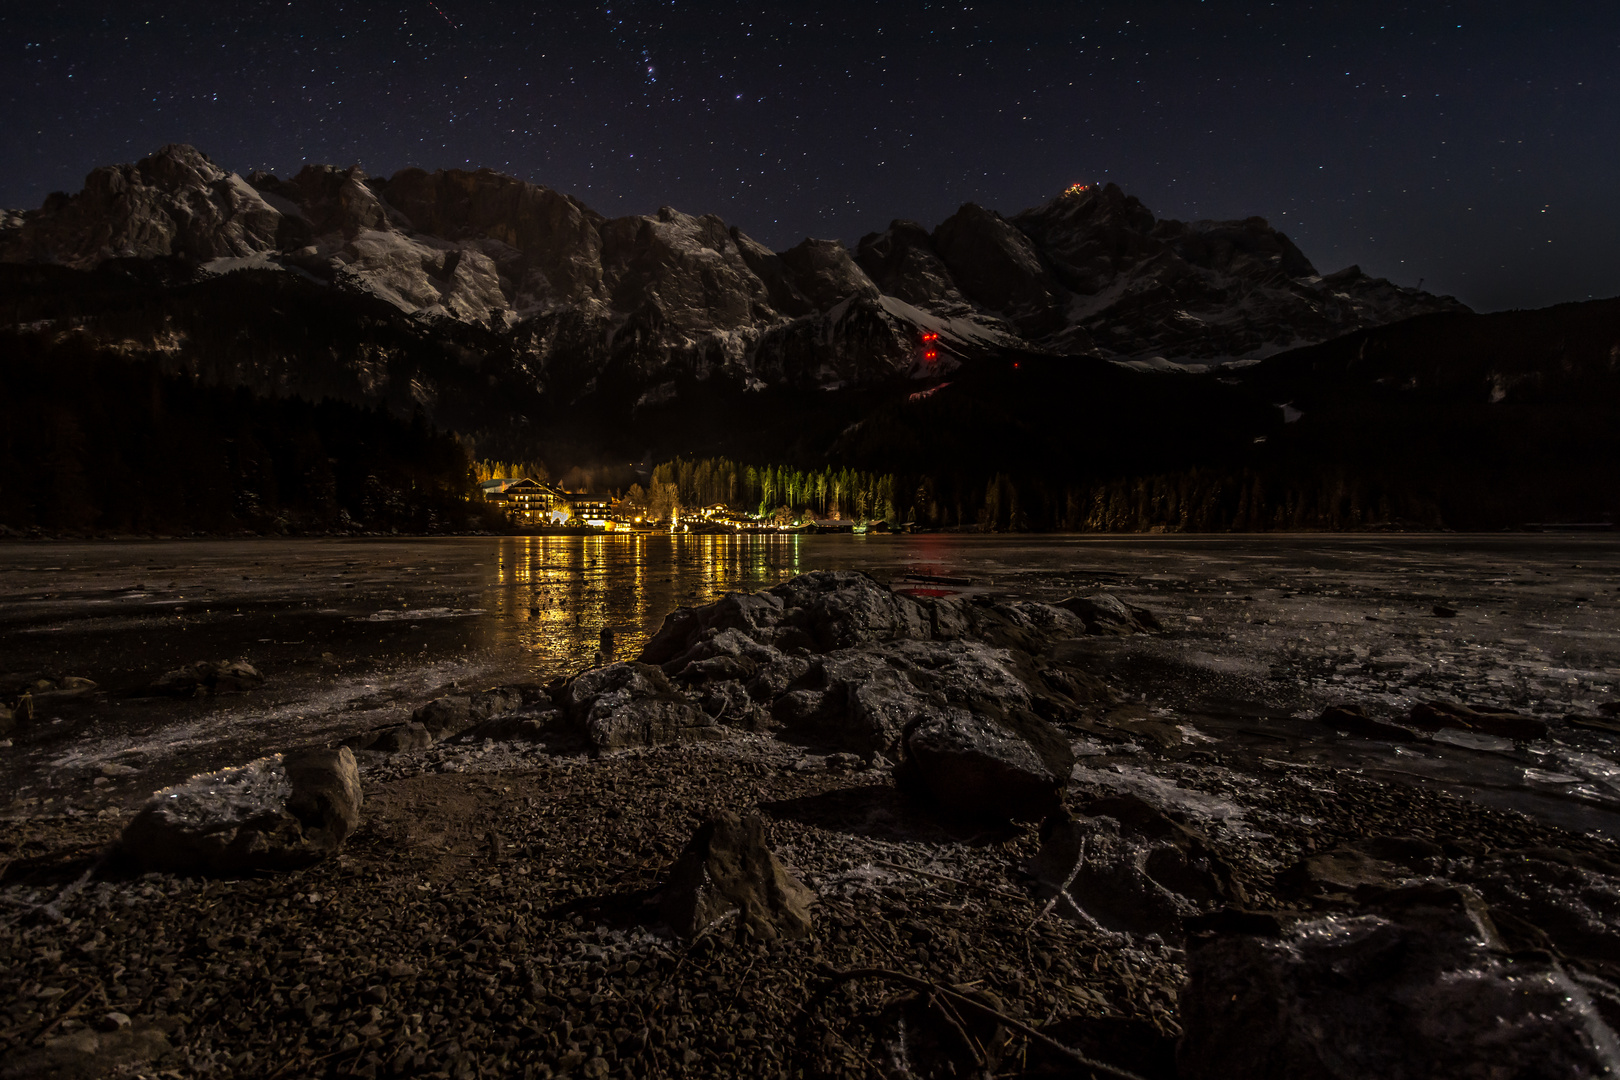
[924,350,938,361]
[920,332,938,342]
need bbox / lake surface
[4,533,1620,835]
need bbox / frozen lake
[4,533,1619,835]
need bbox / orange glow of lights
[1063,183,1093,197]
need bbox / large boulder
[897,701,1074,822]
[658,812,813,941]
[639,571,932,664]
[1178,883,1620,1079]
[769,638,1056,760]
[771,570,932,651]
[564,662,722,752]
[119,747,362,875]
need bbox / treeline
[633,457,901,521]
[622,456,1446,532]
[0,333,497,534]
[471,458,551,484]
[901,468,1445,532]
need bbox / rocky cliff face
[860,183,1463,364]
[0,144,1464,406]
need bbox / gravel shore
[6,723,1617,1079]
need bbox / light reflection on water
[482,533,808,669]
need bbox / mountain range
[1,144,1459,389]
[2,144,1615,532]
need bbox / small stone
[659,812,813,941]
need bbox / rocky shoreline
[4,571,1620,1078]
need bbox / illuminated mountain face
[2,146,1462,392]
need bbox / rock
[1027,798,1240,940]
[412,695,473,737]
[657,811,813,940]
[564,662,722,752]
[150,659,263,697]
[771,571,933,651]
[695,681,771,731]
[772,649,925,755]
[0,1024,173,1080]
[917,594,974,640]
[459,709,563,743]
[775,637,1063,762]
[1317,704,1424,742]
[1407,700,1547,742]
[471,687,525,720]
[1178,883,1620,1080]
[1432,604,1459,617]
[345,721,434,753]
[119,746,361,874]
[1276,848,1411,898]
[1056,593,1161,635]
[644,572,932,660]
[1460,847,1620,967]
[28,676,99,701]
[284,747,363,839]
[0,703,11,738]
[897,699,1074,822]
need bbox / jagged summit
[1,144,1463,386]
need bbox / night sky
[3,1,1616,312]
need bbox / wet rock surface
[117,747,361,875]
[1179,884,1620,1079]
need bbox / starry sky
[2,1,1616,311]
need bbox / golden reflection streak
[483,533,813,672]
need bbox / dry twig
[811,965,1149,1080]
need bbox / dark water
[4,533,1620,835]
